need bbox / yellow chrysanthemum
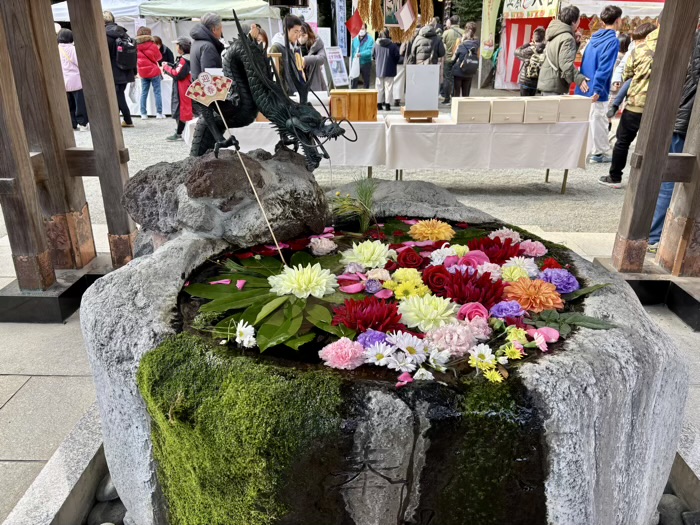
[394,280,431,300]
[409,220,456,242]
[506,327,528,345]
[502,343,524,360]
[267,264,338,299]
[392,268,422,283]
[484,369,505,383]
[383,280,398,291]
[452,244,470,256]
[398,294,457,332]
[505,278,565,314]
[502,266,530,283]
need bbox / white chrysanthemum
[397,295,458,332]
[386,352,417,373]
[468,344,497,371]
[235,320,257,348]
[429,243,457,266]
[414,368,435,381]
[429,349,451,372]
[341,240,396,269]
[502,256,540,278]
[267,263,338,299]
[308,237,337,256]
[364,342,396,366]
[488,228,522,244]
[367,268,391,281]
[387,331,427,364]
[477,262,503,282]
[452,244,470,257]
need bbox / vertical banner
[334,0,348,56]
[292,0,319,32]
[481,0,501,60]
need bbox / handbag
[349,54,360,79]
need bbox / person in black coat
[189,12,225,79]
[104,11,136,127]
[373,29,400,111]
[451,22,479,97]
[153,36,175,66]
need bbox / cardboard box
[451,98,491,124]
[490,98,525,123]
[558,95,592,122]
[524,98,560,123]
[330,89,378,122]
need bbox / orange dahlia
[409,220,456,242]
[504,278,564,313]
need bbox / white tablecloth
[384,114,589,170]
[183,116,387,167]
[127,76,173,117]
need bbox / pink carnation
[466,316,492,341]
[519,240,548,257]
[425,323,477,357]
[526,327,560,352]
[458,250,490,269]
[457,302,489,321]
[318,338,365,370]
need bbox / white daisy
[364,342,396,366]
[468,344,497,370]
[413,368,435,381]
[386,352,417,373]
[429,244,457,266]
[502,256,540,278]
[497,356,509,365]
[386,331,427,365]
[428,349,451,372]
[235,320,257,348]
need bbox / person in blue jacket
[351,24,374,89]
[576,5,623,163]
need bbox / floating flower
[446,264,475,275]
[414,368,435,381]
[318,338,365,370]
[501,266,530,283]
[268,264,338,299]
[490,300,526,319]
[398,295,457,332]
[468,237,523,265]
[442,271,506,309]
[429,244,457,266]
[387,352,417,373]
[409,219,456,242]
[429,348,451,372]
[504,278,565,313]
[367,268,391,281]
[503,256,540,278]
[394,280,431,300]
[234,320,256,348]
[341,240,396,269]
[526,327,560,352]
[423,265,452,295]
[484,369,505,383]
[468,344,497,371]
[506,326,529,345]
[452,244,470,257]
[357,329,388,348]
[425,323,476,357]
[364,342,396,366]
[309,226,335,239]
[344,262,366,274]
[396,371,414,388]
[477,263,502,282]
[488,228,522,244]
[364,279,384,294]
[210,279,232,285]
[332,296,406,333]
[519,240,548,257]
[538,269,580,295]
[392,268,423,283]
[308,237,337,256]
[397,248,427,269]
[541,257,563,270]
[236,280,246,290]
[467,316,492,341]
[387,331,428,364]
[457,302,489,321]
[456,250,491,269]
[502,342,525,360]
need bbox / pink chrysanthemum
[466,316,492,341]
[318,337,365,370]
[425,322,477,358]
[519,240,548,257]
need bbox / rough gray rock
[659,494,689,525]
[87,499,126,525]
[96,473,119,502]
[123,148,328,252]
[683,510,700,525]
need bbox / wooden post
[67,0,136,267]
[611,0,700,273]
[0,0,96,270]
[0,9,56,290]
[657,88,700,276]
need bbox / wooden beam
[67,0,136,267]
[612,0,700,273]
[65,147,130,176]
[662,154,696,183]
[0,8,55,290]
[29,152,48,185]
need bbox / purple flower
[447,264,476,275]
[364,279,383,294]
[490,300,526,318]
[357,329,388,349]
[345,262,366,274]
[539,269,580,294]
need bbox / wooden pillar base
[108,231,137,268]
[611,233,648,273]
[658,208,700,276]
[13,250,55,290]
[46,203,97,269]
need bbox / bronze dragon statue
[189,10,354,172]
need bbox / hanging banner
[334,0,348,56]
[504,0,560,19]
[292,0,318,32]
[481,0,501,59]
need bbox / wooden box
[490,98,525,123]
[330,89,378,122]
[524,98,560,123]
[558,95,592,122]
[451,98,491,124]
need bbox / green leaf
[563,284,611,302]
[254,296,289,325]
[539,310,560,322]
[240,302,267,325]
[451,228,489,244]
[559,323,572,338]
[285,333,316,350]
[216,275,272,288]
[560,312,616,330]
[200,292,276,313]
[318,292,354,304]
[212,314,241,339]
[305,303,333,324]
[240,256,284,276]
[290,251,315,267]
[535,321,547,329]
[317,254,344,273]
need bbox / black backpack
[455,43,478,76]
[115,33,137,71]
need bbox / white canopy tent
[52,0,144,22]
[560,0,665,18]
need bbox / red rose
[541,257,563,270]
[397,248,426,269]
[385,260,398,272]
[423,265,451,295]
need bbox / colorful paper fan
[186,72,233,107]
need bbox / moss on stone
[137,333,344,525]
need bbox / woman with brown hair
[299,22,327,92]
[452,21,479,97]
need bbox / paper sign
[186,73,233,106]
[405,64,439,111]
[384,0,401,27]
[317,27,332,49]
[326,46,349,87]
[397,1,415,30]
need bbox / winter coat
[269,32,305,96]
[674,31,700,135]
[58,43,82,92]
[442,27,463,63]
[613,41,636,84]
[189,23,224,79]
[452,39,480,78]
[136,35,162,79]
[303,38,327,92]
[623,28,658,113]
[575,29,619,102]
[163,54,193,122]
[537,19,586,94]
[515,41,546,89]
[373,38,400,78]
[106,23,136,85]
[351,34,375,66]
[159,45,174,66]
[409,26,446,65]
